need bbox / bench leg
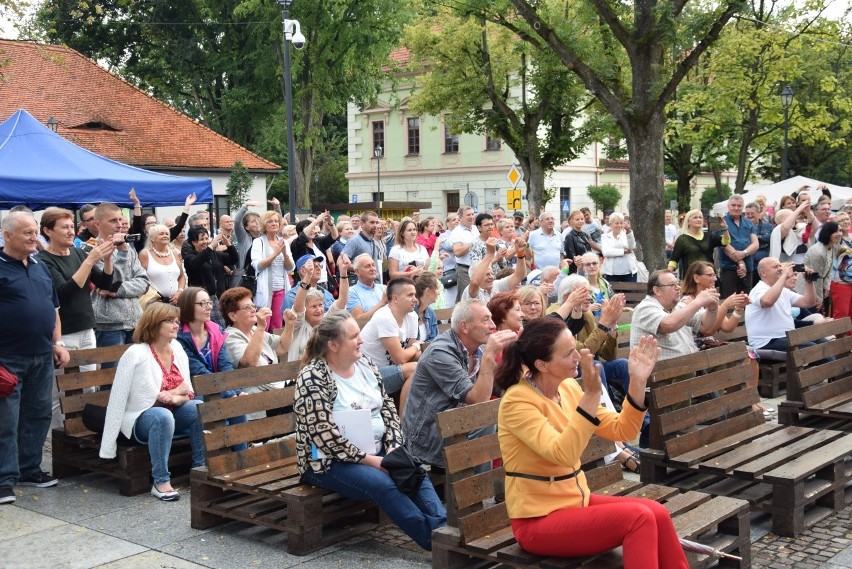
[119,471,151,497]
[717,509,751,568]
[190,468,230,530]
[432,527,470,569]
[50,429,84,479]
[771,481,805,537]
[777,406,800,426]
[284,493,324,555]
[117,449,152,496]
[639,451,668,485]
[815,462,846,512]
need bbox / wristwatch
[53,340,66,347]
[596,323,613,334]
[299,281,311,290]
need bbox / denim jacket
[417,303,439,343]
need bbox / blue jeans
[0,352,55,488]
[132,401,206,485]
[599,359,651,448]
[96,330,135,369]
[302,458,447,550]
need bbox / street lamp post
[277,0,306,223]
[780,85,794,180]
[375,144,383,217]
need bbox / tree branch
[587,0,633,54]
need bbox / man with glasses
[74,204,98,249]
[629,269,719,360]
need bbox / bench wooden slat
[652,365,748,409]
[436,399,500,439]
[790,335,852,371]
[458,502,509,543]
[443,432,501,475]
[198,387,295,423]
[787,316,851,346]
[763,432,852,484]
[56,368,119,391]
[731,429,843,480]
[802,373,852,408]
[65,344,131,367]
[664,410,764,458]
[203,415,297,452]
[193,361,302,396]
[464,525,515,554]
[696,426,814,474]
[668,422,785,466]
[658,388,757,436]
[671,495,749,538]
[206,439,295,478]
[60,389,111,415]
[797,358,852,392]
[649,343,746,384]
[660,490,713,516]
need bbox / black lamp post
[277,0,305,223]
[780,85,793,180]
[375,144,383,216]
[46,116,58,133]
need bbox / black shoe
[18,471,58,488]
[0,486,16,504]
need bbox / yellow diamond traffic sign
[506,164,522,189]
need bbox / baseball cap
[513,211,525,219]
[295,254,323,272]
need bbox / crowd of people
[1,183,847,563]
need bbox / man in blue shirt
[745,201,772,289]
[718,194,758,298]
[341,211,383,284]
[284,255,335,311]
[346,253,387,318]
[0,212,70,504]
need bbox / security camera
[291,30,306,50]
[286,20,306,50]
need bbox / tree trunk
[516,147,547,220]
[626,117,667,272]
[677,177,692,213]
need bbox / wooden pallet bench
[432,399,751,569]
[640,341,852,537]
[52,344,193,496]
[610,281,647,309]
[190,360,381,556]
[778,317,852,428]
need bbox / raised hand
[128,188,140,206]
[256,307,272,327]
[578,349,602,395]
[338,254,352,275]
[89,240,116,263]
[282,309,297,325]
[184,192,198,208]
[484,329,517,356]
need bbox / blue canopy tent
[0,109,213,208]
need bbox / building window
[444,123,459,153]
[559,187,571,219]
[485,133,501,151]
[372,121,384,154]
[407,117,420,155]
[446,192,460,213]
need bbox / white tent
[711,176,852,215]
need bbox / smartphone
[708,215,724,232]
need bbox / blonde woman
[139,224,185,304]
[668,209,730,276]
[251,210,295,331]
[601,213,638,282]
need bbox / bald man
[745,257,816,351]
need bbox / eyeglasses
[584,261,600,266]
[522,301,542,307]
[656,282,680,289]
[237,304,257,312]
[195,300,213,308]
[81,216,94,223]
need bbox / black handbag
[239,248,258,296]
[440,268,457,289]
[82,403,107,433]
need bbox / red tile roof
[0,40,279,171]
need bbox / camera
[124,233,142,243]
[291,31,306,50]
[792,264,806,273]
[805,272,820,283]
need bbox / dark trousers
[719,268,752,299]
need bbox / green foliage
[405,3,603,216]
[587,184,621,213]
[664,183,678,207]
[700,184,731,211]
[226,161,252,210]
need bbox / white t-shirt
[360,305,418,367]
[388,244,429,270]
[331,359,386,451]
[448,224,475,265]
[745,280,801,349]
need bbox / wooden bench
[779,317,852,428]
[52,344,193,496]
[641,342,852,537]
[610,281,647,308]
[190,361,380,555]
[435,307,453,333]
[432,399,751,568]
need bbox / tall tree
[461,0,743,271]
[32,0,411,210]
[405,6,603,217]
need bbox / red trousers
[831,282,852,321]
[511,494,688,569]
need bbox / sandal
[616,448,641,473]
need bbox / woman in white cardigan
[600,212,639,282]
[99,303,206,501]
[251,210,295,332]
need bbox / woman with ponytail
[495,318,688,568]
[293,313,446,550]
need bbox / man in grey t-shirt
[402,299,516,468]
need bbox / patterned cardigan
[294,356,405,475]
